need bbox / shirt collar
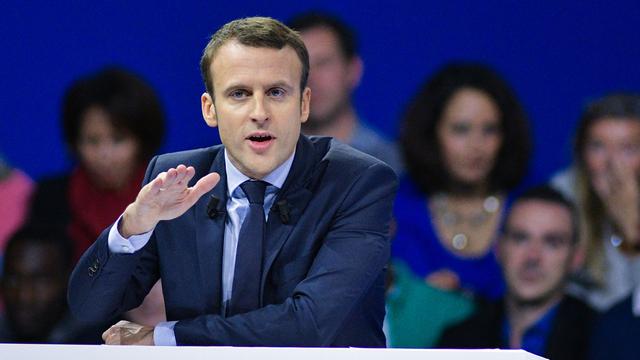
[224,149,295,196]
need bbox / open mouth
[246,132,275,153]
[247,133,274,142]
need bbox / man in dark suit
[437,186,595,359]
[67,17,397,346]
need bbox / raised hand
[120,165,220,237]
[591,156,640,249]
[425,268,461,291]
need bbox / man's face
[201,41,310,179]
[1,242,68,341]
[499,199,575,305]
[300,26,360,127]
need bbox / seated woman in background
[387,63,530,347]
[557,94,640,311]
[26,68,167,328]
[28,67,165,261]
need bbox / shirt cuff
[153,321,178,346]
[107,214,154,253]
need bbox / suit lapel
[261,136,322,292]
[194,148,227,313]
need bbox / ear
[300,87,311,124]
[347,55,363,90]
[201,92,217,128]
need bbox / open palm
[121,164,220,237]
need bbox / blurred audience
[0,226,105,343]
[26,67,167,330]
[287,11,403,174]
[28,67,165,262]
[387,63,530,346]
[438,186,595,359]
[552,93,640,311]
[0,156,33,275]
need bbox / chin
[512,287,559,307]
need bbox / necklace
[431,193,501,251]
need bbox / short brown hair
[200,17,309,96]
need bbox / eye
[505,230,528,244]
[622,143,640,156]
[80,135,100,147]
[483,122,500,136]
[229,89,249,99]
[585,140,604,153]
[268,87,286,98]
[112,133,127,144]
[450,122,471,135]
[544,234,570,249]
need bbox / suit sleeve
[67,156,162,323]
[173,162,397,346]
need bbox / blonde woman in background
[554,94,640,311]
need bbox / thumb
[191,172,221,199]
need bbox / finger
[173,165,190,185]
[612,156,637,189]
[105,331,118,345]
[115,320,131,326]
[102,328,111,342]
[147,172,168,196]
[180,166,197,185]
[161,168,179,189]
[592,173,611,199]
[103,327,120,345]
[190,172,220,200]
[608,158,625,187]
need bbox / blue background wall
[2,1,639,187]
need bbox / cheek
[624,155,640,175]
[216,122,236,146]
[543,249,570,271]
[438,133,463,160]
[584,150,607,173]
[113,142,140,166]
[77,144,98,164]
[487,135,503,157]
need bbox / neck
[445,185,491,200]
[303,105,357,142]
[445,179,491,197]
[505,292,562,349]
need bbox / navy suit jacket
[68,135,397,346]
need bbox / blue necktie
[229,180,267,315]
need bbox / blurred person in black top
[0,226,104,343]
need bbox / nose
[468,130,485,151]
[524,241,543,264]
[250,94,269,124]
[94,140,114,159]
[17,281,37,304]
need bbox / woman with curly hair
[387,63,531,347]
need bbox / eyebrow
[265,81,295,91]
[221,81,295,94]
